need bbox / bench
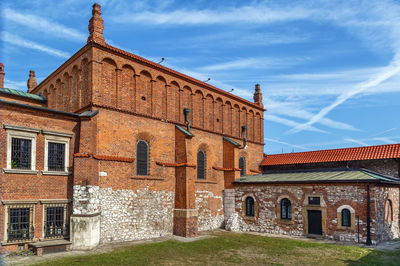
[28,239,72,256]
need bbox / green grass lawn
[34,232,400,265]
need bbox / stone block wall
[229,183,385,244]
[374,186,400,242]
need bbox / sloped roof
[0,87,45,101]
[261,144,400,166]
[235,168,400,184]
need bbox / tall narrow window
[385,200,393,223]
[197,150,206,179]
[239,156,246,176]
[280,198,292,220]
[11,138,32,169]
[136,140,149,176]
[48,142,65,171]
[341,209,351,227]
[245,196,255,217]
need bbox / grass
[34,232,400,265]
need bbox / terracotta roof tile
[261,144,400,166]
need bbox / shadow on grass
[345,249,400,265]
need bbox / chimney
[0,63,4,88]
[87,3,105,45]
[253,84,263,108]
[27,70,37,92]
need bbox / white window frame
[43,134,71,175]
[4,126,39,174]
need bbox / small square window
[308,197,320,205]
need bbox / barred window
[245,197,255,217]
[137,140,149,176]
[239,156,246,176]
[341,209,351,227]
[281,198,292,220]
[8,207,33,242]
[11,138,32,169]
[48,142,65,171]
[197,150,206,179]
[45,207,66,238]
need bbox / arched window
[385,199,393,223]
[197,150,206,179]
[341,209,351,227]
[280,198,292,220]
[245,197,255,217]
[239,156,246,176]
[136,140,149,176]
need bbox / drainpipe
[240,126,247,149]
[366,183,372,246]
[183,108,191,132]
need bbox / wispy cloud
[264,137,308,151]
[113,5,315,25]
[265,114,326,133]
[343,138,369,146]
[198,57,307,72]
[3,32,70,58]
[288,57,400,134]
[4,7,85,42]
[4,79,26,90]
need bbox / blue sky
[1,0,400,154]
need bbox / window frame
[2,202,36,243]
[197,149,206,180]
[42,203,68,239]
[245,196,255,217]
[239,156,246,176]
[43,134,70,175]
[136,140,149,176]
[5,127,38,174]
[280,198,292,220]
[341,208,351,227]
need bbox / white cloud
[265,114,326,133]
[4,7,85,42]
[343,138,369,146]
[3,32,70,59]
[113,5,315,25]
[264,137,308,151]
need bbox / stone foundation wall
[196,190,224,231]
[73,185,174,243]
[230,184,376,244]
[374,186,400,242]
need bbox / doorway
[307,210,322,235]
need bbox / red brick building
[1,3,399,255]
[0,4,264,253]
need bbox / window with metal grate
[239,156,246,176]
[197,150,206,179]
[341,209,351,227]
[11,138,31,169]
[136,140,149,176]
[45,207,65,238]
[48,142,65,171]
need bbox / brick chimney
[87,3,105,45]
[253,84,263,108]
[27,70,37,92]
[0,63,4,88]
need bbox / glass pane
[11,138,31,169]
[48,142,65,171]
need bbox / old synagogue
[0,4,399,255]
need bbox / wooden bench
[28,240,72,256]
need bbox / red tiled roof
[261,144,400,166]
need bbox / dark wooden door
[308,210,322,235]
